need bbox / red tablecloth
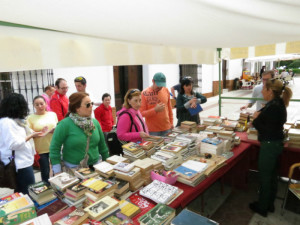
[169,142,252,209]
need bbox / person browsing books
[117,89,149,142]
[176,76,207,127]
[140,72,174,136]
[50,78,69,121]
[0,93,43,194]
[249,79,292,217]
[50,92,109,175]
[27,96,58,184]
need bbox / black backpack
[106,111,138,156]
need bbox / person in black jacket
[176,76,207,126]
[249,79,293,217]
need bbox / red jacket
[94,104,114,132]
[50,91,69,121]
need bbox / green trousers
[258,140,283,211]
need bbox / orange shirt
[140,86,173,132]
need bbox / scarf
[13,119,35,155]
[69,113,95,136]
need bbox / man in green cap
[140,72,174,136]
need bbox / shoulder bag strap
[79,137,91,168]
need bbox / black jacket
[252,97,286,142]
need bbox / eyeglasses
[129,89,140,94]
[59,86,69,90]
[83,102,94,108]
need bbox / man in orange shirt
[140,72,173,136]
[50,78,69,121]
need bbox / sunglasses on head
[129,89,140,94]
[84,102,94,108]
[182,76,193,81]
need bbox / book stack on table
[132,158,154,185]
[114,166,144,192]
[28,181,57,209]
[93,161,115,178]
[106,155,130,165]
[180,121,197,133]
[200,137,224,155]
[63,180,87,208]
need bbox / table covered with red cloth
[169,142,252,209]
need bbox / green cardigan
[50,117,109,166]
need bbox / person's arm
[94,107,103,128]
[166,90,173,127]
[50,98,64,121]
[95,121,109,161]
[49,120,67,173]
[195,92,207,104]
[116,114,141,142]
[140,92,157,118]
[171,86,176,99]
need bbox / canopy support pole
[217,48,222,116]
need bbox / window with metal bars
[0,69,54,113]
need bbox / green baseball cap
[153,72,166,87]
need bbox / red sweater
[94,104,114,132]
[50,91,69,121]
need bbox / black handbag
[0,151,17,189]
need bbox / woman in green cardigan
[50,92,109,175]
[176,76,207,127]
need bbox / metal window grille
[0,69,54,113]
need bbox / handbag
[0,151,17,189]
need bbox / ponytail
[282,85,292,107]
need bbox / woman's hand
[26,132,43,141]
[140,132,150,138]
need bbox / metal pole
[217,48,222,116]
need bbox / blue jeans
[39,153,50,184]
[149,129,172,137]
[16,166,35,195]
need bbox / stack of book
[143,157,165,171]
[122,142,146,161]
[114,167,144,191]
[113,162,134,173]
[174,160,207,186]
[138,203,175,225]
[160,144,184,167]
[84,196,120,221]
[202,118,219,126]
[132,158,154,185]
[54,207,89,225]
[288,128,300,148]
[176,133,197,144]
[180,121,197,133]
[172,126,189,134]
[220,120,239,131]
[201,137,224,155]
[0,194,36,225]
[197,124,207,132]
[28,181,57,207]
[205,125,225,133]
[93,161,115,178]
[114,178,130,198]
[295,120,300,129]
[106,155,130,165]
[49,172,79,191]
[151,151,177,170]
[138,140,157,157]
[74,167,98,179]
[144,136,165,147]
[140,180,179,204]
[85,179,118,205]
[238,112,250,127]
[64,181,87,207]
[247,127,258,140]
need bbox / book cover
[49,206,76,224]
[201,137,223,145]
[93,161,114,173]
[28,181,53,197]
[106,155,129,165]
[48,172,79,190]
[81,177,107,192]
[20,213,52,225]
[0,193,22,206]
[122,142,141,152]
[101,209,133,225]
[2,206,36,225]
[66,181,87,197]
[84,196,119,220]
[119,200,141,218]
[188,104,203,116]
[37,198,68,217]
[0,195,34,219]
[161,145,182,153]
[113,162,134,173]
[174,165,198,179]
[54,208,88,225]
[33,197,58,210]
[74,168,98,179]
[171,209,219,225]
[138,203,175,225]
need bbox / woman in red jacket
[94,93,114,138]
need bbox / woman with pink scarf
[117,89,149,142]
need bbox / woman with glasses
[249,79,292,217]
[50,92,109,175]
[176,77,207,126]
[27,96,58,183]
[117,89,149,142]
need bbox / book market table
[236,132,300,179]
[169,142,252,209]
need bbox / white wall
[142,64,180,91]
[202,64,219,94]
[53,66,115,106]
[228,59,243,80]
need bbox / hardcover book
[49,206,76,224]
[138,203,175,225]
[36,198,68,217]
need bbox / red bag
[33,153,40,169]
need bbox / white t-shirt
[248,84,267,111]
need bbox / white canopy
[1,0,300,71]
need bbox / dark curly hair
[180,77,194,95]
[0,93,29,119]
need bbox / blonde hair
[265,79,293,107]
[123,89,141,109]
